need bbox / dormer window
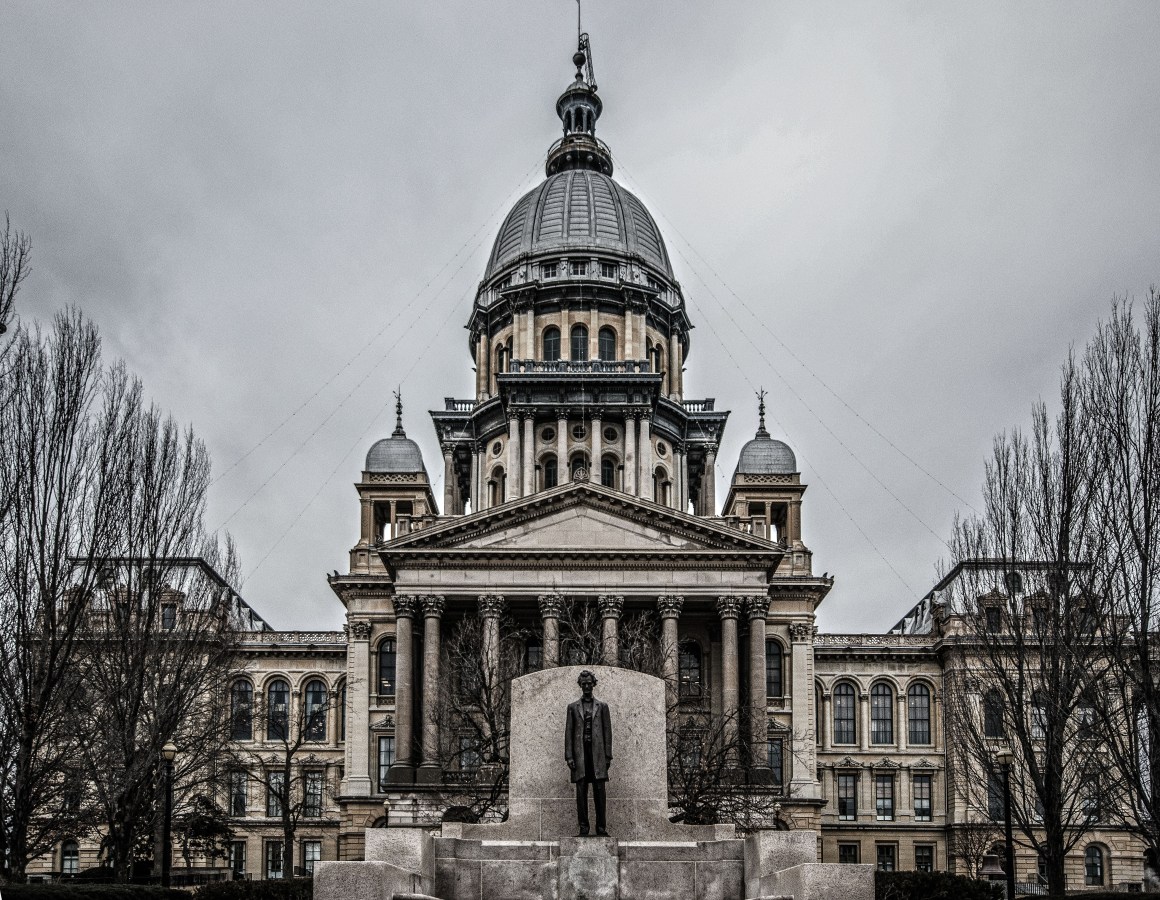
[542,263,558,279]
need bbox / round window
[541,427,556,443]
[571,424,587,441]
[656,441,667,457]
[603,427,618,443]
[492,441,503,456]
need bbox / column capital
[421,594,446,618]
[716,595,744,620]
[745,595,771,620]
[788,621,816,642]
[657,595,685,619]
[597,595,624,620]
[538,593,566,619]
[589,407,605,422]
[393,596,420,620]
[478,593,507,618]
[349,620,372,641]
[555,408,569,421]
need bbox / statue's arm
[564,705,575,766]
[601,702,612,760]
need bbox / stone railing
[506,359,654,375]
[443,398,475,412]
[243,631,346,645]
[682,399,716,412]
[814,633,934,648]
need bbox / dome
[483,170,673,281]
[365,435,426,474]
[736,431,797,475]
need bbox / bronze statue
[565,669,612,836]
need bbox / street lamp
[382,798,391,828]
[995,748,1016,900]
[161,742,178,888]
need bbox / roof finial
[393,388,406,437]
[756,388,769,436]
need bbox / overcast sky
[3,2,1158,633]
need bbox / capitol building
[33,38,1146,894]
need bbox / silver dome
[484,170,673,280]
[365,435,426,474]
[736,432,797,475]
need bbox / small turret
[546,34,613,177]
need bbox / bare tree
[944,361,1111,896]
[0,213,31,336]
[1081,290,1160,857]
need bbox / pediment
[384,483,780,557]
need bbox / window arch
[266,679,290,741]
[984,688,1005,738]
[907,682,932,745]
[543,454,558,490]
[834,682,856,745]
[653,466,671,506]
[600,456,615,488]
[871,683,894,744]
[765,640,783,698]
[543,327,561,362]
[598,327,616,361]
[649,342,664,373]
[1084,845,1105,885]
[570,453,589,480]
[489,467,506,507]
[494,343,506,375]
[61,839,79,875]
[678,640,702,699]
[304,679,328,742]
[570,324,589,361]
[378,639,397,697]
[230,679,253,741]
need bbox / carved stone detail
[478,594,506,618]
[393,595,420,619]
[745,595,771,620]
[421,594,446,618]
[597,595,624,620]
[538,593,565,619]
[716,595,744,620]
[788,621,814,642]
[656,595,684,619]
[349,621,372,640]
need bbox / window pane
[1085,846,1104,885]
[571,325,588,361]
[678,642,701,699]
[838,774,858,820]
[305,680,327,742]
[766,641,782,698]
[915,845,934,872]
[875,775,894,820]
[908,684,931,745]
[543,328,560,362]
[378,737,396,792]
[984,690,1005,738]
[303,841,322,876]
[876,845,896,872]
[228,841,246,875]
[267,772,285,817]
[987,771,1004,821]
[871,684,893,744]
[379,640,397,697]
[600,457,614,488]
[304,771,323,818]
[598,328,616,361]
[229,771,247,817]
[838,844,860,864]
[834,684,856,744]
[231,680,253,741]
[61,841,79,875]
[913,775,932,822]
[266,841,284,880]
[267,681,289,741]
[767,738,783,787]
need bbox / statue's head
[577,670,597,696]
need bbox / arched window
[378,639,397,697]
[1084,846,1104,885]
[650,343,664,373]
[570,325,589,362]
[908,683,932,745]
[304,679,328,742]
[543,455,558,489]
[984,689,1005,738]
[61,840,79,875]
[834,683,856,745]
[678,641,702,699]
[494,343,505,374]
[543,327,561,362]
[339,681,346,743]
[230,679,253,741]
[600,456,615,488]
[598,327,616,361]
[490,468,506,506]
[266,679,290,741]
[871,683,894,744]
[525,639,542,672]
[766,640,783,698]
[653,466,670,506]
[571,454,589,480]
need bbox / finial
[756,388,768,436]
[393,388,405,436]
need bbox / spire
[755,388,769,437]
[546,30,613,177]
[393,388,406,437]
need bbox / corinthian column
[522,415,535,496]
[388,596,418,784]
[538,593,564,668]
[624,415,637,495]
[506,417,520,502]
[638,414,653,500]
[657,595,684,710]
[343,620,373,796]
[746,595,771,773]
[717,595,743,757]
[417,594,445,784]
[478,594,506,694]
[598,595,624,665]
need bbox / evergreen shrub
[193,880,312,900]
[0,887,185,900]
[876,869,1002,900]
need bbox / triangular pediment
[382,482,781,556]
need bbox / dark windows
[542,262,558,279]
[265,841,284,880]
[678,641,702,699]
[161,602,177,630]
[377,736,395,792]
[525,639,542,672]
[984,689,1005,738]
[61,840,79,875]
[598,327,616,361]
[600,457,615,488]
[985,605,1002,633]
[229,771,247,817]
[767,738,784,788]
[266,679,289,741]
[570,324,589,362]
[228,840,246,876]
[459,736,482,770]
[231,680,253,741]
[378,640,397,697]
[913,775,932,822]
[543,327,561,362]
[571,423,587,441]
[304,679,328,742]
[544,455,558,489]
[572,260,589,276]
[834,683,856,744]
[908,683,932,745]
[600,262,617,279]
[339,682,346,742]
[871,684,894,744]
[1031,692,1048,741]
[1084,846,1104,885]
[266,771,285,818]
[766,640,783,698]
[914,845,934,873]
[876,845,896,872]
[304,770,323,818]
[838,843,860,864]
[837,773,858,820]
[987,770,1004,821]
[302,840,322,877]
[875,774,895,821]
[570,454,588,480]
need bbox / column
[359,498,374,544]
[624,415,637,495]
[590,410,602,484]
[702,444,718,516]
[442,446,456,515]
[716,595,743,758]
[556,409,569,482]
[746,596,771,772]
[821,691,833,750]
[859,691,870,752]
[657,596,684,710]
[538,594,564,668]
[897,692,909,752]
[343,621,373,796]
[525,307,535,359]
[789,621,818,796]
[589,306,599,360]
[480,333,491,400]
[668,331,681,399]
[638,414,653,500]
[388,596,418,784]
[417,595,445,783]
[506,417,520,502]
[522,415,535,496]
[478,594,506,695]
[598,595,624,665]
[472,444,483,512]
[624,305,634,359]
